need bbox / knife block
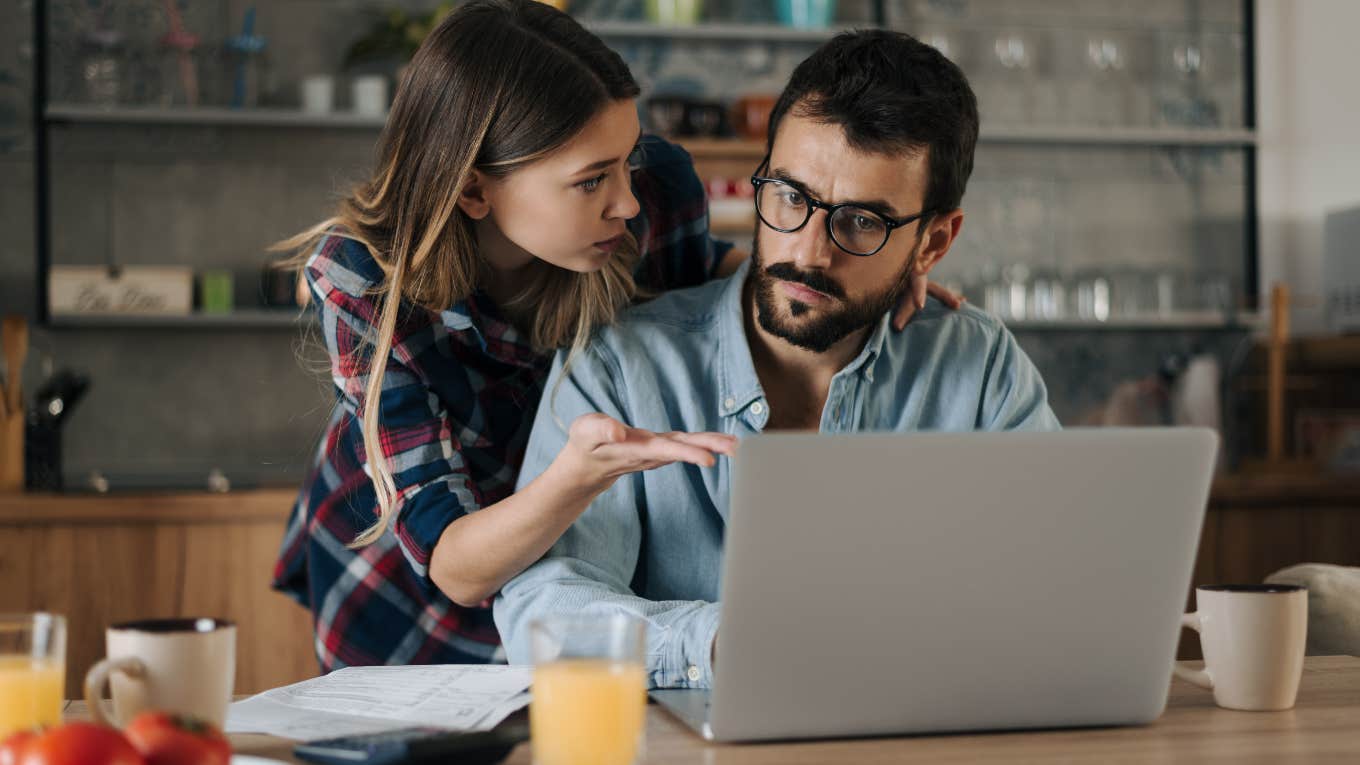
[24,420,60,491]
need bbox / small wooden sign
[49,266,194,316]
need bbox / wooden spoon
[2,316,27,417]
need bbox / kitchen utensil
[33,370,90,428]
[2,317,27,417]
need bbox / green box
[200,270,234,314]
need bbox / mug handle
[83,656,147,727]
[1172,612,1214,689]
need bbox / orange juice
[531,659,646,765]
[0,656,64,737]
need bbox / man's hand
[892,272,964,330]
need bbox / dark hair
[766,29,979,216]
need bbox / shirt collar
[846,311,891,382]
[439,303,476,333]
[715,260,765,418]
[716,260,891,418]
[440,292,543,369]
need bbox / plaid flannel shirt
[273,136,733,671]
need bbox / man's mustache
[763,262,846,301]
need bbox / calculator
[292,722,529,765]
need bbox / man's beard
[750,235,916,353]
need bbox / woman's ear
[456,169,493,220]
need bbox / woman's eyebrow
[573,131,645,175]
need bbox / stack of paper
[226,664,532,741]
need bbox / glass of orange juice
[529,614,647,765]
[0,613,66,739]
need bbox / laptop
[651,427,1218,742]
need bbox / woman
[273,0,956,671]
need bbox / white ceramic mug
[83,618,236,727]
[301,74,335,114]
[351,75,389,117]
[1174,584,1307,711]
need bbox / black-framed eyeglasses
[750,160,933,257]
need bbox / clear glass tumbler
[529,614,647,765]
[0,613,66,739]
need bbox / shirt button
[724,397,736,411]
[750,402,765,415]
[866,367,875,382]
[687,665,702,683]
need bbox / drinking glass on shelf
[1003,263,1030,321]
[1193,271,1236,315]
[80,28,124,107]
[1205,31,1246,128]
[1155,29,1243,128]
[1085,34,1129,127]
[1061,28,1147,128]
[0,614,66,740]
[978,30,1038,126]
[977,258,1007,318]
[914,25,970,69]
[1075,273,1111,322]
[1029,263,1067,320]
[1113,269,1166,318]
[1155,269,1177,316]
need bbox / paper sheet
[226,664,533,741]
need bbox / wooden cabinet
[0,490,316,699]
[1,477,1354,696]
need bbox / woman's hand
[431,414,735,607]
[560,413,737,492]
[892,274,965,331]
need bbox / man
[495,30,1061,688]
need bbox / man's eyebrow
[769,167,903,218]
[573,131,645,175]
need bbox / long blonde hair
[275,0,641,547]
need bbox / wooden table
[66,656,1360,763]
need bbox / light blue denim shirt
[495,260,1060,688]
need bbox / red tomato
[16,722,143,765]
[0,730,37,765]
[123,712,230,765]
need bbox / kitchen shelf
[582,20,860,43]
[680,128,1256,158]
[45,104,387,129]
[48,309,314,329]
[44,309,1258,332]
[1005,312,1261,330]
[45,106,1258,148]
[982,125,1257,147]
